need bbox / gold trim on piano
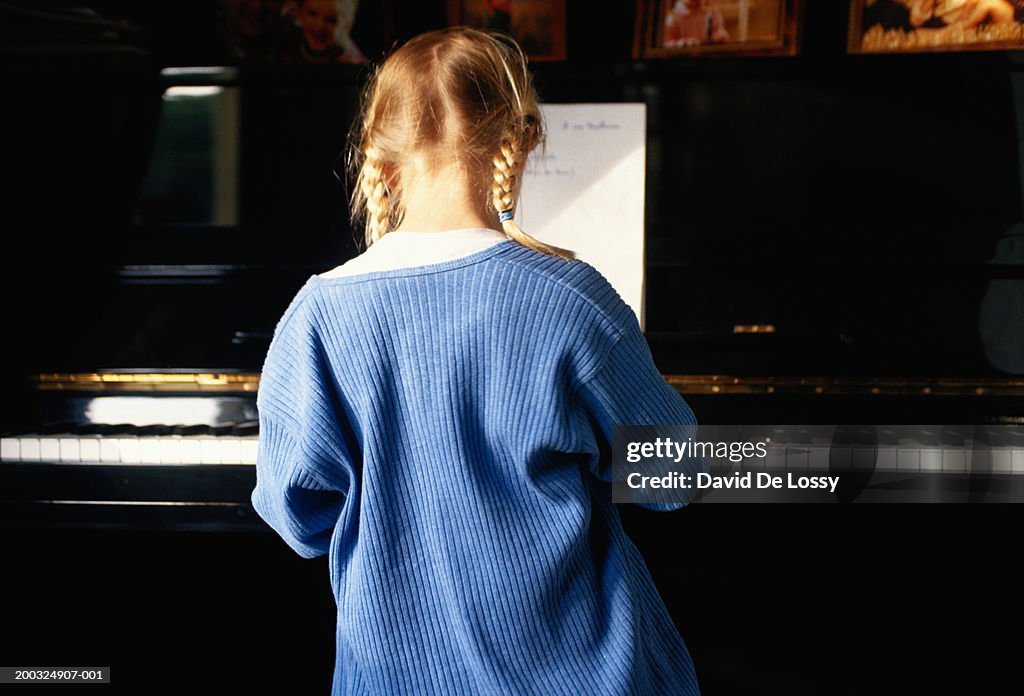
[34,372,260,393]
[732,324,776,334]
[663,376,1024,397]
[33,372,1024,398]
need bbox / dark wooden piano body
[1,2,1021,694]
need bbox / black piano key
[877,428,900,447]
[913,427,940,447]
[173,424,212,436]
[132,425,173,437]
[106,423,142,436]
[231,422,259,437]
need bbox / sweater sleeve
[252,280,354,558]
[575,308,706,510]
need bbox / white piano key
[807,446,829,471]
[941,449,966,473]
[965,449,990,473]
[159,437,183,465]
[742,453,763,471]
[785,447,809,471]
[40,437,60,461]
[180,438,202,464]
[919,449,942,472]
[875,447,897,471]
[762,446,787,471]
[897,449,920,472]
[240,438,258,465]
[100,438,121,463]
[852,447,876,471]
[1,438,19,462]
[1013,448,1024,474]
[199,438,221,464]
[118,438,141,464]
[139,437,162,464]
[220,437,239,464]
[59,437,81,463]
[20,437,41,462]
[827,447,851,471]
[79,437,101,463]
[220,438,243,465]
[991,449,1012,474]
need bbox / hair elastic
[498,210,514,223]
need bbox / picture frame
[446,0,567,61]
[634,0,803,58]
[216,0,379,65]
[848,0,1024,54]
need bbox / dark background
[2,1,1022,694]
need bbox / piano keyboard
[2,423,1022,516]
[4,425,1023,472]
[628,425,1024,476]
[739,443,1024,474]
[5,439,1020,471]
[1,424,259,466]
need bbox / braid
[359,147,392,247]
[492,135,576,260]
[491,139,520,217]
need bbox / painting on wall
[447,0,567,61]
[217,0,371,64]
[848,0,1024,53]
[634,0,803,58]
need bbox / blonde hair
[347,26,575,260]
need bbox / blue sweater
[253,236,702,695]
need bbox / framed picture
[848,0,1024,54]
[216,0,388,65]
[446,0,567,61]
[634,0,802,58]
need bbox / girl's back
[253,27,703,694]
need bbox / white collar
[320,227,509,279]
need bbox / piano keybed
[732,425,1024,475]
[2,423,258,466]
[722,444,1024,475]
[1,418,262,530]
[3,375,1023,525]
[5,424,1022,472]
[689,425,1024,502]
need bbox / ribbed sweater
[252,229,702,695]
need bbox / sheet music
[518,103,647,328]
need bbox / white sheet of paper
[518,103,647,329]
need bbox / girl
[253,26,703,695]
